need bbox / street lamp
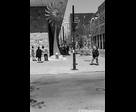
[71,5,78,70]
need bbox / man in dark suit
[36,46,42,63]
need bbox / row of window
[90,14,105,29]
[99,15,105,24]
[90,25,105,36]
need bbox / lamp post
[72,5,78,70]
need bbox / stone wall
[30,33,49,55]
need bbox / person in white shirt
[42,46,48,61]
[31,46,37,61]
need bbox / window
[103,16,105,21]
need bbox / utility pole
[72,5,78,70]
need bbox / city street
[30,53,105,112]
[30,0,105,111]
[30,71,105,112]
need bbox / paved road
[30,71,105,112]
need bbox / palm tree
[45,2,65,55]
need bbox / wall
[90,1,105,37]
[30,0,68,55]
[30,6,48,33]
[30,6,49,55]
[30,33,49,55]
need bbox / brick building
[59,22,70,45]
[90,1,105,50]
[69,13,95,48]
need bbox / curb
[30,71,105,76]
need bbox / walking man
[90,45,99,65]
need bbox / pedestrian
[42,46,48,61]
[36,46,43,63]
[31,46,37,61]
[64,45,67,55]
[90,45,99,65]
[62,45,65,55]
[66,45,69,55]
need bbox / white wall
[30,33,49,55]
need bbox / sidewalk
[99,49,105,58]
[30,55,105,75]
[77,49,105,58]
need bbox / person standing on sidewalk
[31,46,37,61]
[36,46,43,63]
[42,46,48,61]
[66,45,69,55]
[90,45,99,65]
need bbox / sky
[63,0,105,22]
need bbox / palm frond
[45,14,49,16]
[56,2,59,9]
[49,19,52,23]
[45,10,50,14]
[58,2,62,9]
[47,6,51,11]
[54,2,58,9]
[46,17,50,20]
[52,2,55,8]
[49,3,52,9]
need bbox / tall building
[69,13,94,35]
[30,0,68,56]
[59,22,70,45]
[69,13,95,48]
[90,1,105,50]
[63,22,70,39]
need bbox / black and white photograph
[30,0,105,112]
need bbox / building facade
[69,13,95,48]
[30,6,50,54]
[30,0,68,56]
[59,22,70,45]
[90,1,105,50]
